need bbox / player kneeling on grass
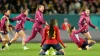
[69,25,96,50]
[39,19,66,55]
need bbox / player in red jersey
[69,25,96,50]
[39,19,66,55]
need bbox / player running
[25,5,48,44]
[0,9,12,50]
[78,8,98,40]
[69,25,96,50]
[8,9,34,50]
[39,19,66,55]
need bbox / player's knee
[6,39,10,42]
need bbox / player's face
[6,10,11,15]
[24,10,28,15]
[39,6,44,12]
[85,9,90,16]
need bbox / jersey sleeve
[78,15,85,28]
[56,27,65,47]
[26,17,35,22]
[36,11,46,24]
[1,17,7,29]
[89,20,95,28]
[11,14,22,21]
[74,25,86,34]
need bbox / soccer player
[69,25,96,50]
[78,8,98,40]
[39,19,66,55]
[25,5,48,44]
[8,9,34,50]
[0,9,11,50]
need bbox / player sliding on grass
[39,19,66,55]
[8,9,34,50]
[78,8,98,40]
[69,25,96,50]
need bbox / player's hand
[64,44,67,48]
[95,27,99,30]
[40,44,42,47]
[45,22,48,26]
[78,48,82,50]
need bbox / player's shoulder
[44,25,49,30]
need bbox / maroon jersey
[78,12,95,32]
[70,25,86,48]
[33,10,46,28]
[12,13,34,30]
[0,14,10,33]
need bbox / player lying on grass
[39,19,66,55]
[69,25,96,50]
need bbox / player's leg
[1,34,10,50]
[39,28,43,38]
[18,30,28,50]
[8,32,19,46]
[0,34,2,42]
[52,44,65,55]
[88,40,96,47]
[83,31,92,40]
[25,28,38,43]
[39,44,51,55]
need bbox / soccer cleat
[1,48,5,51]
[5,44,9,50]
[23,46,29,50]
[45,50,50,55]
[51,51,56,56]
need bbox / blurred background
[0,0,100,42]
[0,0,99,14]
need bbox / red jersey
[41,26,64,47]
[70,25,86,48]
[62,23,70,30]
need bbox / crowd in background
[0,0,100,14]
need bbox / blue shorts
[16,29,21,33]
[81,30,88,34]
[81,41,88,49]
[42,44,62,52]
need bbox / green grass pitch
[0,43,100,56]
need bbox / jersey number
[47,31,56,39]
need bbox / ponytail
[49,19,57,39]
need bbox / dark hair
[49,19,57,39]
[69,26,75,34]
